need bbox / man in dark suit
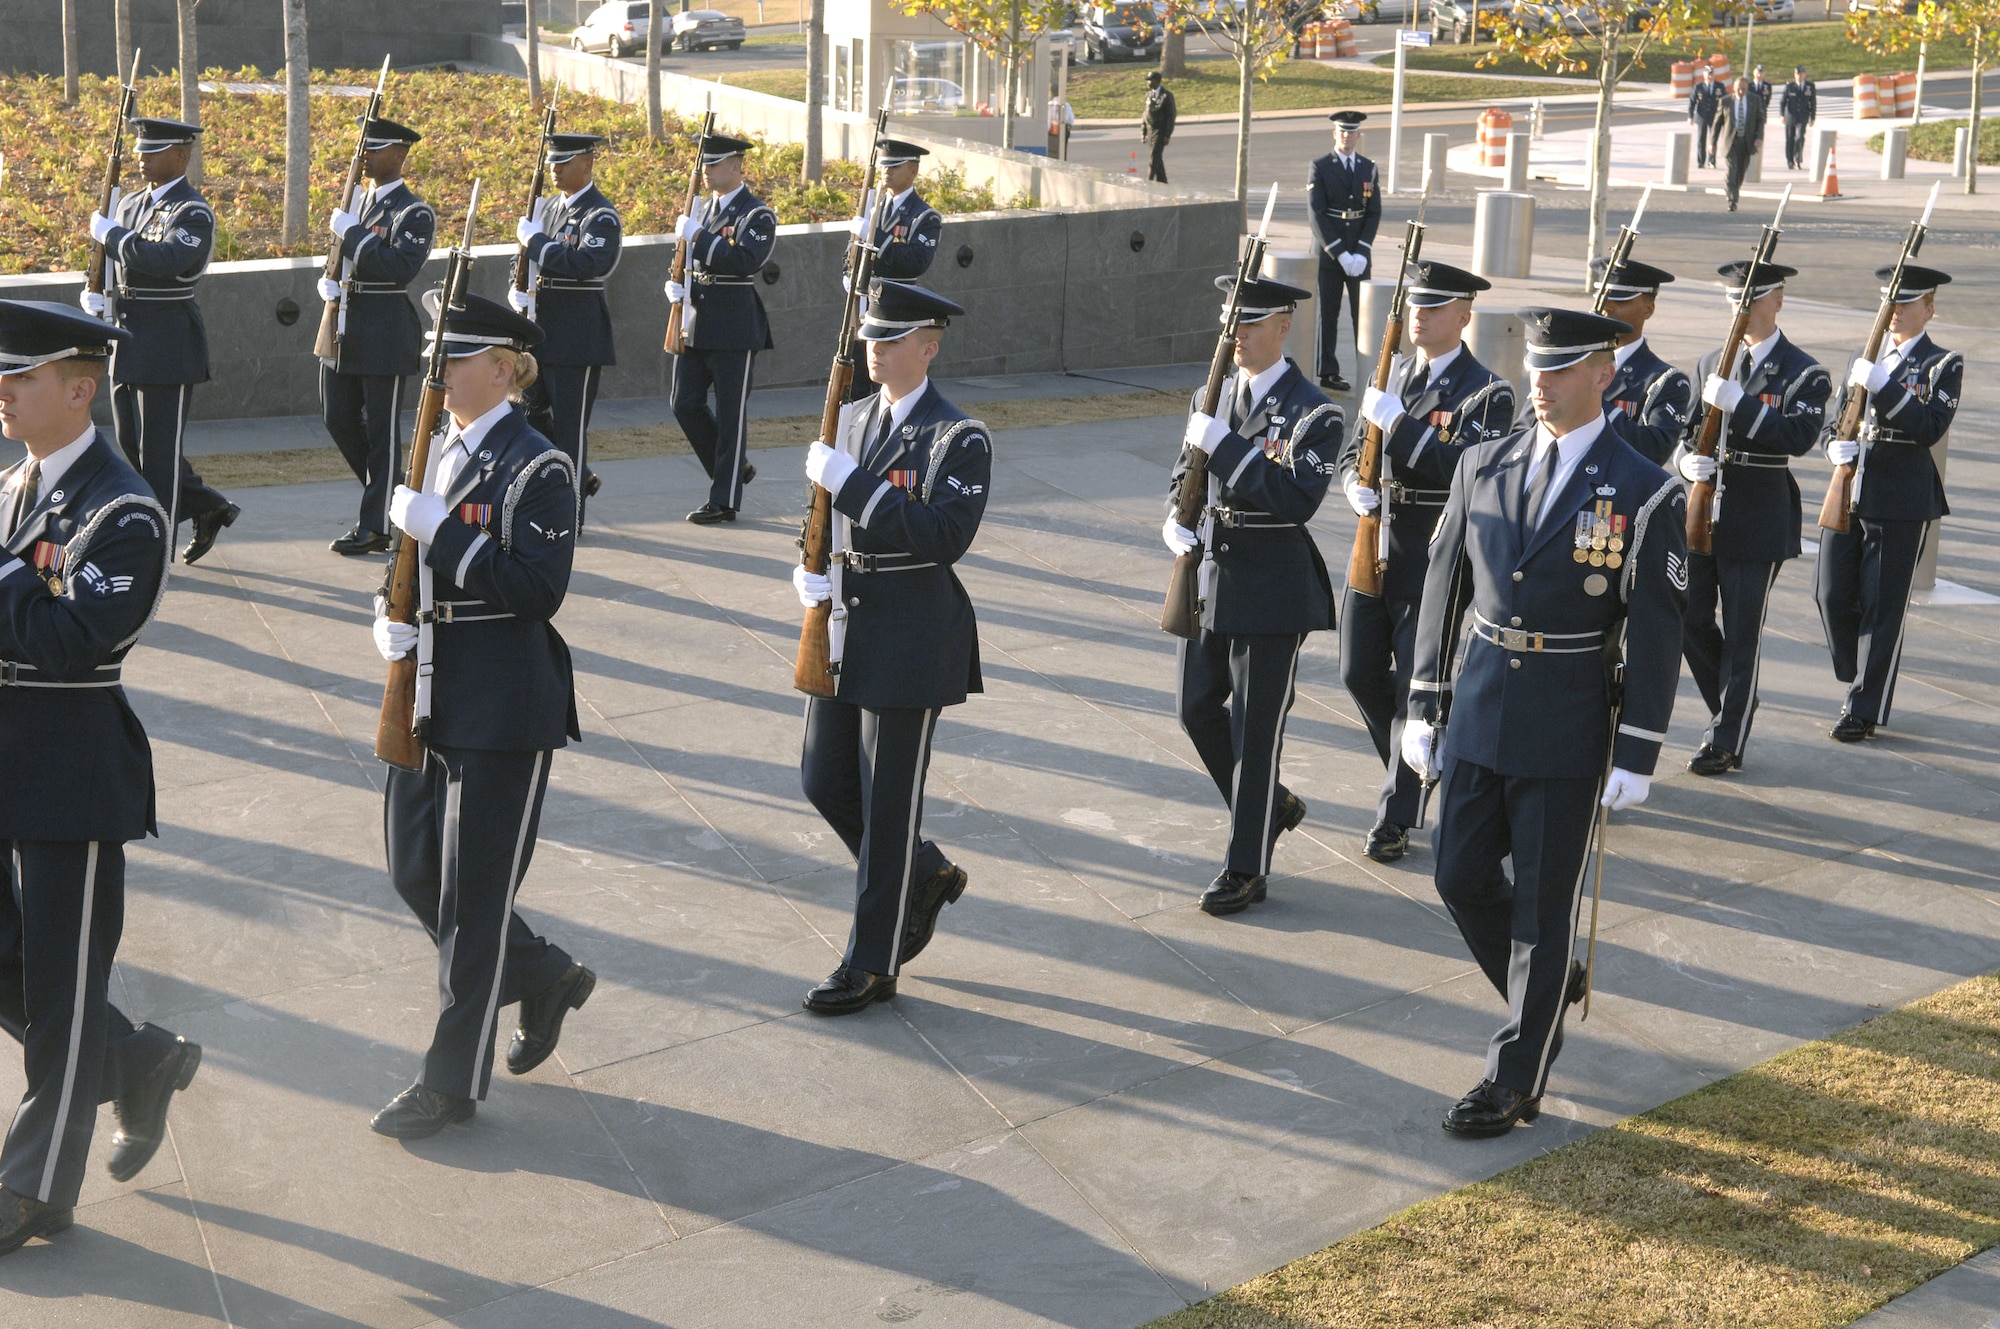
[1674,261,1831,775]
[792,282,989,1014]
[1339,261,1515,864]
[668,135,776,526]
[1163,275,1342,916]
[1689,67,1723,169]
[1142,71,1177,183]
[1406,307,1687,1139]
[370,295,595,1138]
[1593,256,1694,466]
[0,300,203,1252]
[1718,76,1767,211]
[1815,265,1960,742]
[318,117,435,556]
[1308,110,1381,392]
[1780,66,1818,170]
[84,117,238,565]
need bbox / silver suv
[571,1,655,57]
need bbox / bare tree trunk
[116,0,134,84]
[1234,5,1254,203]
[1584,31,1617,286]
[179,0,202,186]
[527,0,543,114]
[1160,24,1186,78]
[1967,31,1984,196]
[647,0,665,139]
[282,0,310,247]
[803,0,824,179]
[1000,0,1022,150]
[62,0,79,104]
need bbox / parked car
[670,8,747,50]
[571,1,654,56]
[1429,0,1500,41]
[1083,2,1164,62]
[887,77,967,113]
[1511,0,1652,33]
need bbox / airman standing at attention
[1308,110,1380,393]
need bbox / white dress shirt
[1527,413,1608,525]
[433,399,513,496]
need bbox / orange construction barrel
[1671,61,1695,100]
[1478,107,1513,169]
[1854,72,1880,120]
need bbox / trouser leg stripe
[473,751,545,1097]
[884,708,938,977]
[40,841,98,1202]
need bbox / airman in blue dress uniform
[1591,256,1694,467]
[1673,260,1832,776]
[792,282,989,1015]
[0,301,202,1253]
[1405,307,1687,1138]
[1340,260,1515,864]
[318,117,437,557]
[1162,275,1342,916]
[1307,110,1381,392]
[368,294,595,1138]
[847,139,945,399]
[1814,263,1961,742]
[669,134,776,525]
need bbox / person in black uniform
[1308,111,1381,393]
[1815,264,1960,742]
[1689,67,1722,170]
[317,118,434,557]
[1717,77,1766,212]
[513,131,622,524]
[1405,307,1687,1138]
[0,301,203,1252]
[846,139,944,400]
[82,117,238,566]
[1674,261,1830,775]
[1780,67,1818,171]
[1593,256,1694,466]
[668,134,776,526]
[1749,64,1773,108]
[1162,275,1341,915]
[1340,261,1515,864]
[791,281,988,1014]
[369,294,595,1137]
[1142,71,1177,184]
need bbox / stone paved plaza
[3,293,1999,1327]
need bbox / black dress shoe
[1566,958,1589,1008]
[181,501,239,565]
[1831,713,1877,743]
[0,1185,73,1257]
[741,462,757,485]
[371,1083,475,1139]
[507,963,597,1075]
[900,864,968,965]
[802,966,897,1015]
[330,526,392,556]
[1364,821,1409,864]
[685,503,737,525]
[108,1034,201,1182]
[1318,375,1352,393]
[1687,743,1742,776]
[1442,1078,1542,1138]
[583,470,602,498]
[1199,870,1266,916]
[1273,790,1308,839]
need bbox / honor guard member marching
[1593,257,1694,466]
[846,139,943,399]
[792,281,988,1014]
[1814,265,1960,742]
[0,301,204,1252]
[319,117,436,557]
[1163,275,1341,915]
[1308,111,1381,393]
[83,116,239,566]
[668,134,776,525]
[512,131,623,521]
[368,294,595,1138]
[1674,261,1830,775]
[1340,261,1515,864]
[1404,307,1687,1138]
[1780,67,1818,171]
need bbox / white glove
[507,287,536,318]
[1161,516,1198,556]
[1360,385,1406,432]
[1678,451,1717,483]
[372,615,417,662]
[806,440,860,495]
[1344,476,1381,516]
[1339,252,1367,278]
[389,485,448,543]
[77,290,109,319]
[674,213,702,243]
[1702,373,1745,413]
[1400,720,1436,780]
[793,564,832,607]
[1825,436,1860,466]
[1601,768,1651,811]
[849,214,869,238]
[330,208,360,240]
[841,272,852,294]
[1184,411,1230,455]
[666,279,687,304]
[88,210,116,244]
[1848,356,1890,394]
[516,214,543,247]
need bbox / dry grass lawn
[1151,971,2000,1329]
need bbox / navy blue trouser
[1682,552,1782,758]
[1315,259,1361,383]
[1340,589,1427,830]
[801,698,947,977]
[385,745,573,1100]
[1177,631,1304,877]
[538,363,602,527]
[672,348,754,512]
[1813,517,1926,727]
[112,382,228,531]
[320,367,405,538]
[1432,758,1599,1098]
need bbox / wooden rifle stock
[1346,214,1426,599]
[663,110,715,356]
[512,95,561,296]
[315,55,393,362]
[86,50,142,300]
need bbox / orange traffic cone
[1819,143,1844,200]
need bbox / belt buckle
[1210,508,1240,529]
[0,661,16,686]
[1499,627,1542,652]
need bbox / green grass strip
[1869,118,2000,166]
[1064,57,1581,119]
[1151,969,2000,1329]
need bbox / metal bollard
[1744,142,1764,185]
[1881,125,1909,180]
[1261,250,1320,373]
[1531,98,1545,140]
[1423,132,1449,197]
[1665,130,1690,185]
[1472,191,1535,280]
[1504,131,1530,192]
[1353,278,1402,396]
[1954,126,1970,179]
[1467,307,1527,400]
[1811,125,1837,182]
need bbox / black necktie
[1521,440,1555,541]
[871,401,896,460]
[1232,380,1254,429]
[1406,360,1431,401]
[6,459,40,543]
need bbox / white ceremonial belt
[1471,612,1606,654]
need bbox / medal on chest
[1757,390,1783,409]
[1574,500,1626,568]
[887,468,919,493]
[1260,416,1287,462]
[458,503,493,531]
[1426,408,1453,442]
[30,540,63,594]
[1612,399,1639,419]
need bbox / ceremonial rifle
[511,83,562,301]
[1817,181,1939,535]
[376,182,481,771]
[1685,184,1790,557]
[313,55,394,362]
[794,105,894,697]
[1345,194,1428,600]
[663,107,716,355]
[1589,185,1652,315]
[1161,183,1280,639]
[85,48,143,308]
